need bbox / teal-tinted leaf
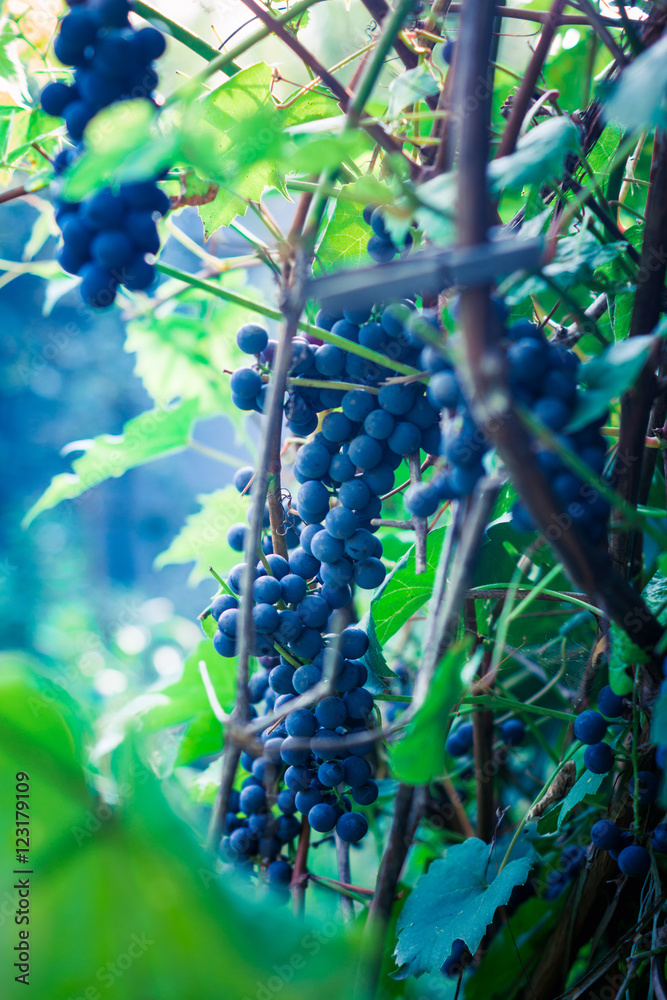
[155,486,251,586]
[23,400,200,526]
[387,67,439,118]
[390,640,469,784]
[605,34,667,129]
[370,525,447,647]
[413,171,457,244]
[652,685,667,746]
[358,610,394,692]
[394,838,533,977]
[567,332,661,432]
[488,117,580,193]
[557,767,604,828]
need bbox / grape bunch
[40,0,165,141]
[54,178,168,307]
[231,305,445,598]
[501,322,610,542]
[39,1,169,307]
[209,567,379,882]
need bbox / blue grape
[336,811,368,843]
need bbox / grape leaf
[155,486,251,586]
[315,184,373,273]
[488,116,580,193]
[394,838,533,977]
[358,610,395,692]
[588,121,623,176]
[387,67,439,118]
[610,567,667,695]
[605,34,667,129]
[567,331,663,433]
[124,289,253,414]
[0,663,364,1000]
[370,525,447,646]
[22,400,200,527]
[556,767,605,828]
[389,640,469,784]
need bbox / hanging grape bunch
[40,0,169,307]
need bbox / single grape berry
[446,722,473,757]
[617,845,650,878]
[237,322,269,354]
[651,824,667,853]
[500,719,525,746]
[584,742,614,774]
[336,811,368,844]
[591,819,620,851]
[308,802,338,833]
[597,685,626,718]
[629,770,659,804]
[573,710,607,745]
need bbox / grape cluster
[54,178,168,306]
[40,0,165,141]
[212,592,379,878]
[231,301,444,598]
[502,322,610,542]
[363,203,412,264]
[40,1,168,307]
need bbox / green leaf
[605,34,667,129]
[387,67,439,118]
[370,525,447,646]
[609,624,646,695]
[588,121,623,176]
[0,679,363,1000]
[155,486,252,586]
[60,100,173,202]
[567,332,661,432]
[186,64,284,233]
[488,117,580,193]
[0,17,29,103]
[556,767,605,828]
[124,297,251,415]
[390,640,469,784]
[138,638,236,733]
[394,838,533,977]
[23,400,200,527]
[314,184,373,273]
